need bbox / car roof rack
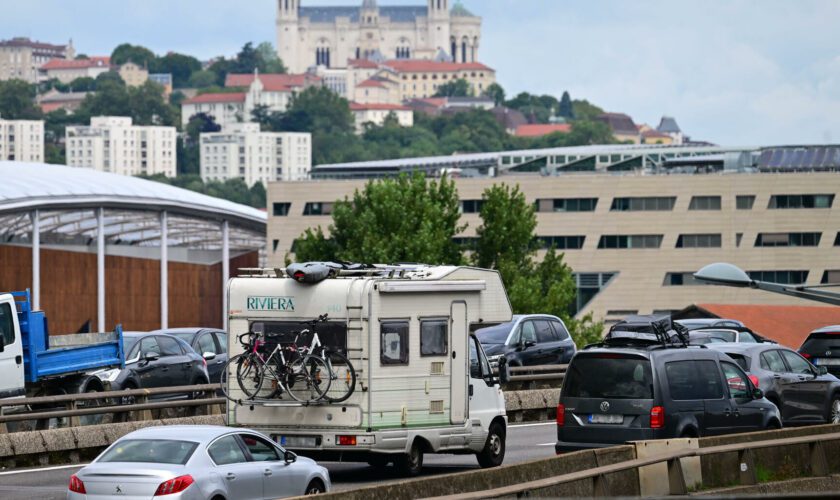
[585,314,692,350]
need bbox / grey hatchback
[707,343,840,425]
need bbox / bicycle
[297,314,357,403]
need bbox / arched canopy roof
[0,162,266,252]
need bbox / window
[516,321,537,345]
[564,356,653,399]
[538,236,585,249]
[736,195,756,210]
[197,333,217,355]
[663,272,706,286]
[760,350,787,373]
[139,336,161,357]
[551,320,570,341]
[688,196,722,210]
[781,350,813,375]
[215,332,228,353]
[835,233,840,246]
[461,199,484,213]
[469,336,492,380]
[208,436,248,465]
[610,197,675,212]
[822,270,840,284]
[272,202,291,216]
[755,232,821,247]
[98,440,198,465]
[534,320,556,343]
[768,194,834,209]
[157,336,182,356]
[676,234,722,248]
[738,331,759,343]
[598,235,663,249]
[666,361,702,400]
[720,362,750,399]
[736,233,743,247]
[747,270,808,284]
[303,202,333,216]
[0,303,15,347]
[239,434,280,461]
[381,321,409,365]
[252,321,347,356]
[545,197,598,212]
[420,319,447,356]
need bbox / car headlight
[487,354,503,362]
[96,368,121,382]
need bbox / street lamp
[694,262,840,307]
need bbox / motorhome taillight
[293,271,306,281]
[749,375,760,388]
[650,406,664,428]
[337,435,357,446]
[556,403,565,426]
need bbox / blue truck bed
[12,291,125,384]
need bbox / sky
[3,0,839,145]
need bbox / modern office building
[0,118,44,162]
[267,143,840,323]
[200,123,311,185]
[65,116,177,177]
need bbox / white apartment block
[349,103,413,133]
[0,118,44,162]
[200,123,311,186]
[65,116,177,177]
[0,37,73,83]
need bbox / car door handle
[733,409,741,418]
[264,469,273,476]
[724,408,731,417]
[161,366,169,372]
[226,473,236,481]
[216,359,225,364]
[15,355,22,365]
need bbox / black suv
[555,318,780,452]
[799,325,840,377]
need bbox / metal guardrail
[506,364,567,382]
[427,431,840,499]
[0,383,223,433]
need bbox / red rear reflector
[556,403,565,426]
[68,474,86,494]
[337,435,357,446]
[749,375,760,388]
[650,406,665,429]
[154,475,194,496]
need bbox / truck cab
[0,293,25,398]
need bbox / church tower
[358,0,382,61]
[428,0,452,61]
[276,0,300,73]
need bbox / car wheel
[119,384,137,406]
[189,377,210,400]
[828,394,840,424]
[766,419,781,430]
[305,479,325,495]
[395,440,424,477]
[476,421,506,468]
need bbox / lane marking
[536,442,556,446]
[0,463,86,476]
[509,421,555,429]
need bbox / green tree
[188,70,219,89]
[294,173,465,265]
[472,184,537,274]
[152,52,201,88]
[230,42,261,74]
[433,78,470,97]
[249,181,267,209]
[68,76,96,92]
[256,42,287,73]
[95,71,125,87]
[111,43,156,67]
[0,79,42,119]
[186,112,221,142]
[483,82,506,106]
[571,99,604,121]
[558,91,574,119]
[129,81,176,125]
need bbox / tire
[395,440,424,477]
[236,354,266,400]
[286,356,330,403]
[476,421,506,468]
[323,350,356,403]
[305,479,325,495]
[78,387,104,426]
[766,419,782,430]
[827,394,840,424]
[189,377,209,400]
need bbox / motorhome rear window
[420,319,448,356]
[381,321,409,365]
[252,321,348,355]
[564,355,653,399]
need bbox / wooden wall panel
[0,245,258,334]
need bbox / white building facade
[40,57,111,84]
[200,123,311,186]
[0,37,73,83]
[0,118,44,162]
[349,103,413,133]
[277,0,482,74]
[181,93,246,128]
[66,116,177,177]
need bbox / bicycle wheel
[235,354,266,400]
[286,355,331,403]
[323,350,356,403]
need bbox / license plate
[276,435,318,448]
[814,358,840,366]
[589,414,623,424]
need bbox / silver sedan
[67,425,330,499]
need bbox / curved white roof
[0,162,266,251]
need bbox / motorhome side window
[0,303,15,346]
[381,321,409,365]
[420,319,447,356]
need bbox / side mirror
[818,366,828,376]
[521,340,536,350]
[202,351,216,361]
[498,356,510,384]
[144,351,160,362]
[284,450,297,464]
[752,388,764,400]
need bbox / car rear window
[694,329,736,342]
[724,353,750,371]
[801,333,840,353]
[98,439,198,465]
[564,355,653,399]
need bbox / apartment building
[65,116,177,177]
[40,57,111,84]
[349,102,413,133]
[0,118,44,162]
[200,123,311,186]
[0,37,73,83]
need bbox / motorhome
[225,264,511,475]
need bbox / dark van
[556,343,781,452]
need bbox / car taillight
[154,475,194,496]
[556,403,565,426]
[800,352,811,359]
[337,435,357,446]
[749,375,760,388]
[650,406,664,429]
[68,474,86,494]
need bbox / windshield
[693,329,736,342]
[564,355,653,399]
[475,322,514,344]
[122,338,138,359]
[98,439,198,465]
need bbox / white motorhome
[226,264,511,475]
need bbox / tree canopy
[0,79,42,119]
[433,78,471,98]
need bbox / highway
[0,421,557,499]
